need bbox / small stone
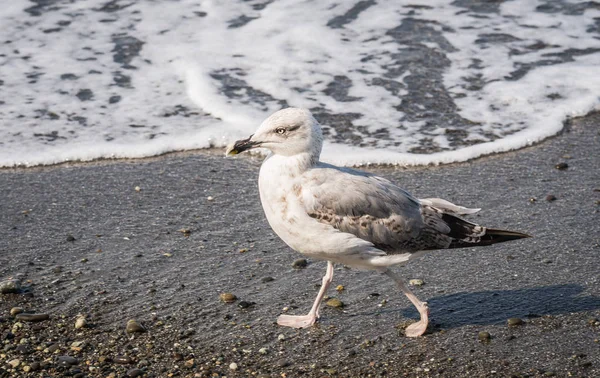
[207,196,214,201]
[546,194,557,202]
[409,279,424,286]
[336,285,345,292]
[8,359,20,368]
[258,347,268,355]
[114,356,132,365]
[276,359,290,368]
[10,307,24,316]
[229,362,238,370]
[178,228,191,236]
[478,331,491,342]
[66,234,76,242]
[46,343,60,353]
[277,334,285,341]
[57,355,78,366]
[507,317,524,326]
[184,359,195,368]
[16,344,30,354]
[326,298,344,308]
[80,258,88,263]
[238,301,254,309]
[137,360,149,368]
[127,368,144,377]
[555,162,568,170]
[126,319,146,333]
[292,258,308,269]
[75,316,87,329]
[0,279,22,294]
[219,293,237,303]
[134,186,141,192]
[22,365,31,373]
[29,362,40,371]
[261,276,274,283]
[15,313,50,322]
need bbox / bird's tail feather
[441,213,531,249]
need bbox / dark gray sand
[1,113,599,377]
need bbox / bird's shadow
[354,284,600,328]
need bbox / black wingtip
[486,228,532,240]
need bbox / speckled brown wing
[299,163,456,254]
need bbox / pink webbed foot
[405,303,429,338]
[277,313,318,328]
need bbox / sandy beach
[1,111,599,377]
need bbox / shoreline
[0,110,586,173]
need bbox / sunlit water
[1,0,599,167]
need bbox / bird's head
[226,108,323,158]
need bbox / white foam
[1,0,599,167]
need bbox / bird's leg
[383,268,429,337]
[277,261,334,328]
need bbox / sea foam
[0,0,599,167]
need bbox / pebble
[15,344,30,354]
[276,359,291,368]
[507,317,524,326]
[229,362,238,370]
[478,331,491,342]
[57,355,78,366]
[219,293,237,303]
[261,276,274,283]
[138,360,149,368]
[46,343,60,353]
[292,258,308,268]
[259,347,268,355]
[29,362,40,371]
[15,313,50,322]
[238,301,254,309]
[0,279,22,294]
[336,285,345,292]
[277,334,285,341]
[326,298,344,308]
[134,186,141,192]
[114,355,132,365]
[127,368,144,377]
[75,316,87,329]
[22,365,31,373]
[66,234,76,242]
[409,279,425,286]
[10,307,24,316]
[555,162,568,170]
[184,359,195,368]
[8,359,20,368]
[126,319,146,333]
[546,194,557,202]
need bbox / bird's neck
[262,151,317,178]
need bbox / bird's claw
[277,314,317,329]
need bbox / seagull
[226,108,530,337]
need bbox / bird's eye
[275,127,286,135]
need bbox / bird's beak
[225,135,261,156]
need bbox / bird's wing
[299,164,459,253]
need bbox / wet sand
[1,112,599,377]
